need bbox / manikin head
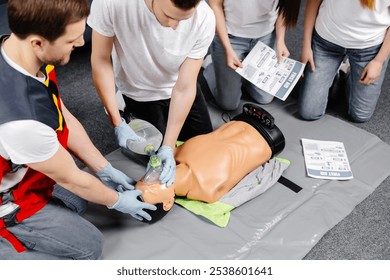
[135,180,175,223]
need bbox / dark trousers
[123,83,213,142]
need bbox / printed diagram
[301,138,353,180]
[236,41,305,101]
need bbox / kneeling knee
[349,112,372,123]
[89,231,104,260]
[78,229,104,260]
[217,100,240,111]
[298,109,323,121]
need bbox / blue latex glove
[108,190,157,221]
[114,119,145,149]
[157,145,176,186]
[96,163,135,191]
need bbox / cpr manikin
[135,104,285,222]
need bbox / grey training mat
[84,99,390,259]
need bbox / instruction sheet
[236,41,305,101]
[301,138,353,180]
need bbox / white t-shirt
[223,0,279,38]
[316,0,390,49]
[87,0,215,101]
[0,44,59,217]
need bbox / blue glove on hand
[96,163,135,191]
[108,190,157,221]
[157,145,176,186]
[114,119,145,149]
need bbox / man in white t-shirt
[87,0,216,186]
[0,0,156,260]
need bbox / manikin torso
[135,121,272,210]
[173,121,272,203]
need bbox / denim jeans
[298,30,389,122]
[204,32,276,111]
[0,185,103,260]
[123,83,213,141]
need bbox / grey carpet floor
[56,0,390,259]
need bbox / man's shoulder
[193,1,215,31]
[89,0,143,24]
[197,0,214,19]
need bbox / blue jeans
[298,30,389,122]
[204,32,276,111]
[0,185,103,260]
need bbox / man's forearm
[163,87,195,148]
[163,57,202,148]
[28,145,118,207]
[62,103,109,173]
[59,167,119,207]
[275,13,287,45]
[91,57,122,127]
[374,27,390,64]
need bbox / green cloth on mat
[175,198,234,228]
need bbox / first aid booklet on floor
[235,41,305,101]
[301,138,353,180]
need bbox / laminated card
[236,41,305,101]
[301,138,353,180]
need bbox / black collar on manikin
[232,103,285,156]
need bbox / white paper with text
[236,41,305,101]
[301,138,353,180]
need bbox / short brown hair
[171,0,201,10]
[8,0,90,42]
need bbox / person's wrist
[96,162,111,174]
[112,116,125,127]
[161,144,174,151]
[107,192,120,209]
[96,162,112,175]
[373,57,385,65]
[159,145,174,156]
